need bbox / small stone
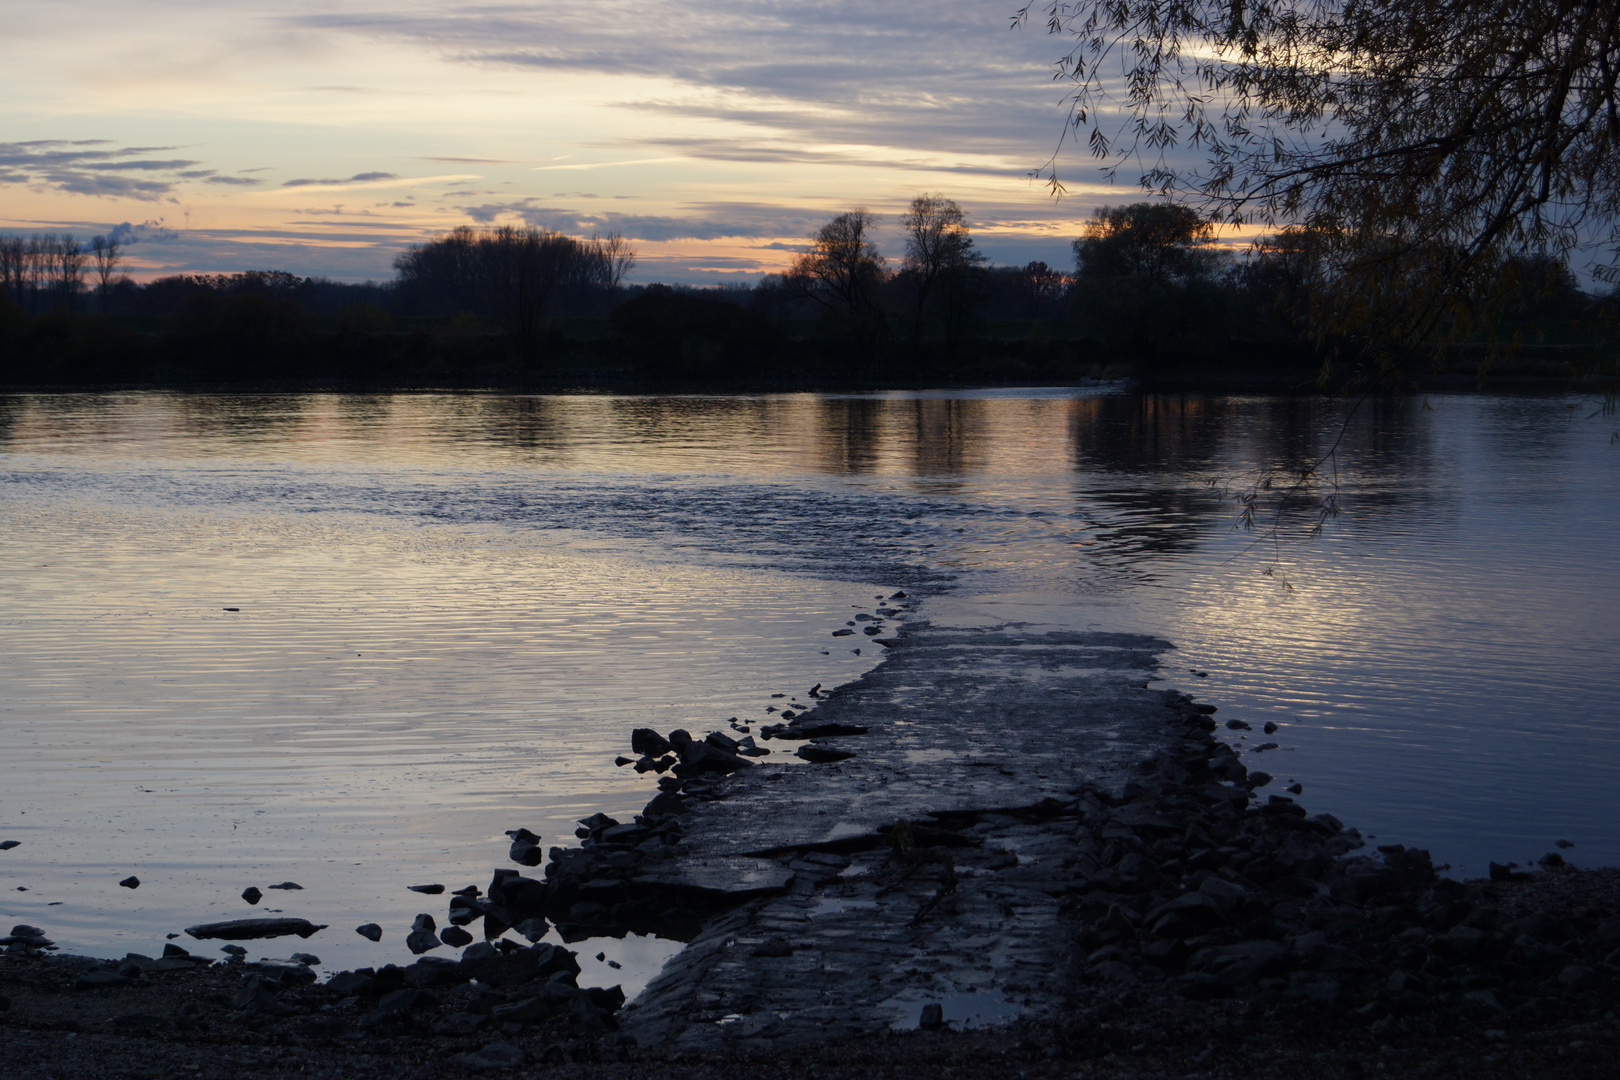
[1285,783,1303,795]
[290,952,320,965]
[0,841,18,851]
[119,876,140,889]
[1247,771,1273,788]
[440,926,474,947]
[267,881,302,891]
[406,928,441,955]
[356,923,383,942]
[832,628,854,637]
[1263,721,1279,734]
[221,944,247,956]
[1555,838,1574,849]
[615,756,633,766]
[408,883,445,894]
[918,1003,944,1030]
[1225,719,1251,730]
[796,744,855,764]
[412,913,437,932]
[1538,852,1566,867]
[242,887,262,905]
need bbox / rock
[290,952,320,965]
[408,883,446,894]
[0,841,18,850]
[1555,838,1574,849]
[74,968,133,990]
[9,925,45,940]
[668,733,753,776]
[162,943,191,958]
[1253,741,1280,752]
[234,980,299,1016]
[514,918,550,942]
[356,923,383,942]
[796,744,855,764]
[406,928,441,954]
[326,971,375,996]
[615,756,634,766]
[507,828,544,866]
[412,913,437,932]
[751,936,793,957]
[432,1012,486,1037]
[245,959,317,985]
[1263,721,1279,734]
[119,876,140,889]
[1224,719,1250,730]
[459,941,580,988]
[832,628,854,636]
[1538,852,1566,867]
[1247,771,1273,788]
[402,956,465,988]
[440,926,474,947]
[185,918,326,941]
[241,887,262,905]
[918,1002,944,1029]
[1285,783,1303,794]
[220,944,247,956]
[630,728,674,757]
[1559,964,1595,986]
[463,1043,527,1069]
[267,881,302,891]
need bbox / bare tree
[55,235,86,311]
[899,195,986,350]
[787,210,888,348]
[0,235,24,308]
[88,234,123,314]
[588,232,636,290]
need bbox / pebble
[0,841,18,851]
[241,887,262,905]
[408,884,446,894]
[356,923,383,942]
[119,876,140,889]
[267,882,302,891]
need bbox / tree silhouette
[1017,0,1620,381]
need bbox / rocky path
[615,621,1182,1049]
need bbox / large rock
[185,918,326,941]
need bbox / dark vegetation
[0,203,1612,392]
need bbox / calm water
[1,390,1616,982]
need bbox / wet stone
[355,923,383,942]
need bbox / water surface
[1,390,1615,980]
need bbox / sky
[0,0,1147,284]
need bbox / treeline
[0,202,1608,389]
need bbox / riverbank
[4,617,1617,1076]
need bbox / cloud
[280,2,1071,164]
[206,175,264,186]
[108,220,181,245]
[0,141,216,201]
[283,171,403,187]
[452,198,827,241]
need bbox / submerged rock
[356,923,383,941]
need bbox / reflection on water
[0,389,1616,975]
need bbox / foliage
[1017,0,1620,382]
[1073,203,1219,285]
[393,226,633,358]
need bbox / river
[1,389,1615,987]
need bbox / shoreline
[4,618,1619,1075]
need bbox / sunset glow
[0,1,1129,282]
